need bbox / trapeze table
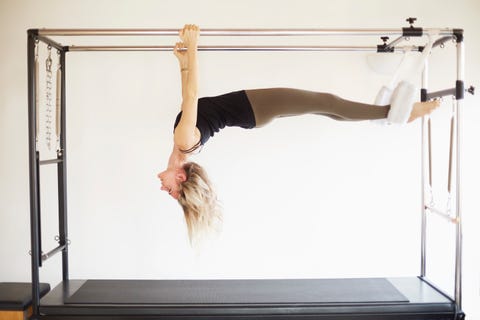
[38,277,459,319]
[27,23,467,320]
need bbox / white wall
[1,0,479,317]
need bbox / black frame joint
[377,44,394,53]
[421,89,428,102]
[403,27,423,37]
[377,37,394,53]
[456,81,465,100]
[453,29,464,43]
[28,29,39,37]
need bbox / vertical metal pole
[35,152,42,269]
[447,108,455,194]
[420,60,429,278]
[454,39,464,310]
[27,29,41,319]
[58,48,70,281]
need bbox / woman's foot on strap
[408,100,441,123]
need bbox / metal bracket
[29,236,71,262]
[403,17,423,37]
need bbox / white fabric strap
[373,46,414,106]
[387,81,416,124]
[375,32,440,125]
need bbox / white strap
[388,81,416,124]
[387,46,414,89]
[404,32,440,83]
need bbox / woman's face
[157,168,186,200]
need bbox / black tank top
[174,90,256,148]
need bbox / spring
[45,46,53,150]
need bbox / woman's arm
[173,25,201,151]
[177,45,188,101]
[174,41,190,102]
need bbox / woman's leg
[245,88,389,127]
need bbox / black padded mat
[65,278,408,305]
[0,282,50,310]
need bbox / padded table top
[65,278,408,305]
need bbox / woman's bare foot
[408,100,441,123]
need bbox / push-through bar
[425,205,458,224]
[41,244,66,261]
[39,159,63,166]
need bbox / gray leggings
[245,88,390,128]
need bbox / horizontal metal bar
[36,34,65,51]
[39,159,63,165]
[38,28,456,37]
[425,205,458,223]
[386,36,406,49]
[41,244,66,261]
[433,36,456,48]
[427,88,456,100]
[67,45,422,52]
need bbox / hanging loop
[34,40,39,58]
[446,194,452,215]
[57,50,62,69]
[54,235,71,245]
[46,46,53,72]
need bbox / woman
[157,25,439,244]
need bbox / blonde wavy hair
[178,162,223,245]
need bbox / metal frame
[419,34,465,312]
[27,26,465,319]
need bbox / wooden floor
[0,307,31,320]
